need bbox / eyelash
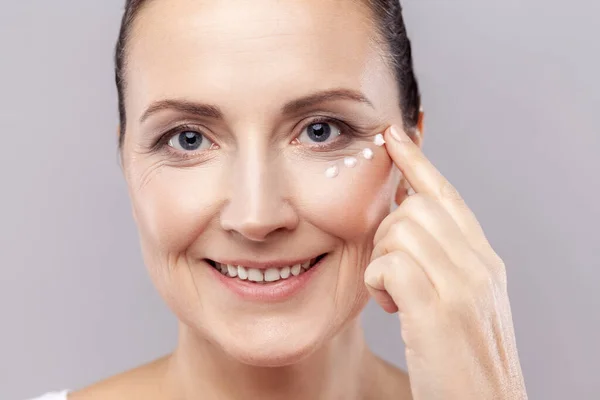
[297,116,356,151]
[154,117,359,158]
[153,124,215,160]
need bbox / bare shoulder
[67,355,170,400]
[368,355,413,400]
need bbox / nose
[219,144,299,242]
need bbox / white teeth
[238,265,248,280]
[215,257,324,282]
[248,268,264,282]
[280,266,291,279]
[227,264,238,277]
[264,268,280,282]
[291,264,302,276]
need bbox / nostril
[219,196,300,243]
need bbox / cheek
[129,165,224,254]
[287,148,395,242]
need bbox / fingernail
[390,125,408,143]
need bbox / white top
[29,390,69,400]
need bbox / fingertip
[387,124,411,143]
[364,268,380,291]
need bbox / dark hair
[114,0,420,148]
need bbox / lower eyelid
[158,145,213,163]
[303,133,354,151]
[165,143,218,157]
[162,147,219,165]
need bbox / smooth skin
[69,0,527,398]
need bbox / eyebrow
[140,100,223,124]
[139,88,374,124]
[281,88,374,114]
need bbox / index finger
[384,125,449,199]
[383,125,492,253]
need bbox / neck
[165,318,377,400]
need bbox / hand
[364,126,528,400]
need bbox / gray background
[1,0,598,399]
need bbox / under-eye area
[205,253,328,283]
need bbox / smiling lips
[208,254,326,284]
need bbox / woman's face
[122,0,405,366]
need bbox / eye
[168,130,214,152]
[296,121,342,145]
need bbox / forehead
[126,0,394,117]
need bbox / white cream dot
[325,165,339,178]
[374,133,385,146]
[362,148,374,160]
[344,157,358,168]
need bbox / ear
[394,109,425,205]
[411,107,425,147]
[417,107,425,140]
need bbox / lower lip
[207,256,327,302]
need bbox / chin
[195,310,330,367]
[206,300,366,368]
[223,334,323,367]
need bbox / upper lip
[207,254,325,270]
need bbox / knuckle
[387,252,419,284]
[439,180,462,202]
[388,251,409,265]
[388,218,412,240]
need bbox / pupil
[178,131,202,150]
[307,123,331,143]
